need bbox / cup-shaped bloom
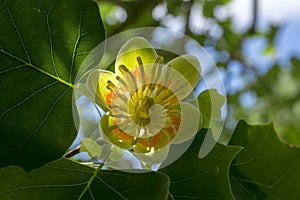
[86,37,202,164]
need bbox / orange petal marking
[113,129,133,141]
[105,91,113,105]
[170,115,181,129]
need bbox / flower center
[103,56,184,152]
[129,95,154,126]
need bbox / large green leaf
[160,129,242,200]
[229,120,300,200]
[0,0,105,170]
[0,158,169,200]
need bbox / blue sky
[228,0,300,63]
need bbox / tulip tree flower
[83,37,202,167]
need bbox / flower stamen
[116,75,128,89]
[119,64,138,90]
[137,57,146,85]
[111,114,129,118]
[148,56,163,95]
[102,56,187,153]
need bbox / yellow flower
[85,37,202,163]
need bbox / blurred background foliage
[96,0,300,146]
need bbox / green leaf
[160,129,242,199]
[0,158,170,200]
[166,55,201,89]
[229,120,300,200]
[203,1,215,18]
[0,0,105,170]
[198,89,226,128]
[80,138,102,158]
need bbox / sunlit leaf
[0,0,105,170]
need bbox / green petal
[166,55,201,88]
[135,145,170,166]
[87,69,117,109]
[172,103,201,144]
[153,65,194,101]
[115,37,157,76]
[109,146,124,161]
[100,114,134,150]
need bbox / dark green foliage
[0,0,299,199]
[230,121,300,200]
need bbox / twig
[184,0,194,35]
[64,145,81,158]
[250,0,258,34]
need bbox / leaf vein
[232,153,282,167]
[38,0,59,78]
[45,165,93,174]
[95,175,127,199]
[6,87,70,157]
[230,175,259,200]
[0,81,59,118]
[88,187,96,200]
[77,166,101,200]
[0,49,74,88]
[171,169,209,184]
[3,0,31,63]
[231,175,289,199]
[0,64,26,74]
[70,7,82,82]
[0,182,88,196]
[172,195,216,199]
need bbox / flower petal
[172,102,201,144]
[115,37,158,77]
[74,83,91,101]
[109,146,124,161]
[152,65,194,101]
[166,55,201,89]
[87,69,117,109]
[133,130,173,153]
[100,112,174,153]
[135,145,170,166]
[100,113,134,150]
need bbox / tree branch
[250,0,258,34]
[64,145,81,158]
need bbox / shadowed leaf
[229,120,300,200]
[160,129,241,200]
[0,158,170,200]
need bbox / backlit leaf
[0,0,105,170]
